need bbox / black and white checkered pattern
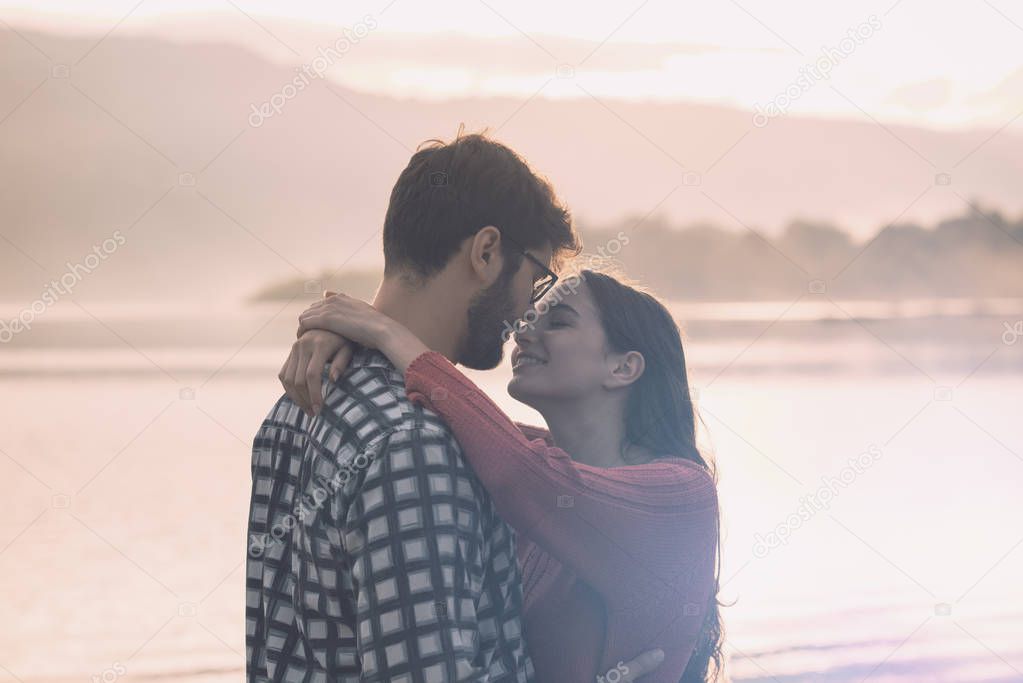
[247,345,534,682]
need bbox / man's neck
[372,274,466,365]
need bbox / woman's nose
[512,318,536,343]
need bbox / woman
[282,268,724,683]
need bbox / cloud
[337,32,786,77]
[973,66,1023,106]
[886,78,952,111]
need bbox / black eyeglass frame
[499,232,559,304]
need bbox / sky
[4,0,1023,129]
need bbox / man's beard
[460,267,520,370]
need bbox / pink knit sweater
[404,351,719,683]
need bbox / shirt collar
[348,342,399,372]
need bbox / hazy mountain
[1,27,1021,302]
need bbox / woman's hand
[298,291,392,349]
[279,329,352,417]
[282,291,431,417]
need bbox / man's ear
[603,350,646,390]
[469,225,504,283]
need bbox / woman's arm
[281,292,430,416]
[286,294,716,594]
[285,300,717,678]
[403,350,719,605]
[404,350,719,680]
[296,292,429,375]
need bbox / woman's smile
[512,356,547,371]
[511,348,548,372]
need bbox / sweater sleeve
[404,351,718,609]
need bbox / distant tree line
[253,205,1023,302]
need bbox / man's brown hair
[383,130,580,284]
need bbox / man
[246,133,580,681]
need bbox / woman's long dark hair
[580,267,726,683]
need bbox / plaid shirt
[246,345,534,682]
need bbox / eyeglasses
[500,232,558,304]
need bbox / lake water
[1,300,1021,682]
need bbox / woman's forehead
[537,278,595,315]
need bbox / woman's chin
[507,376,541,405]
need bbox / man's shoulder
[255,392,309,440]
[326,366,455,444]
[296,347,461,462]
[253,393,458,463]
[252,346,470,482]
